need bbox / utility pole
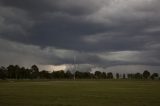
[73,56,76,80]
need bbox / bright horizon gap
[36,64,160,74]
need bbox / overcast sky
[0,0,160,73]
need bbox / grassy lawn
[0,80,160,106]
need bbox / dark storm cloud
[0,0,160,70]
[0,0,101,16]
[0,0,109,51]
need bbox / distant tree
[39,70,51,79]
[2,64,158,80]
[128,73,138,79]
[74,71,93,79]
[135,73,142,79]
[123,74,126,79]
[102,72,107,79]
[75,71,82,79]
[20,67,28,79]
[127,74,131,79]
[14,65,21,79]
[7,65,16,79]
[31,65,39,73]
[151,73,159,80]
[52,70,65,79]
[0,66,7,79]
[24,68,32,79]
[143,70,150,79]
[59,70,66,78]
[116,73,119,79]
[83,72,92,79]
[94,71,102,79]
[31,65,39,79]
[65,70,73,79]
[107,72,113,79]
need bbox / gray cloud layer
[0,0,160,72]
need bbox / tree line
[0,65,159,80]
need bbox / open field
[0,80,160,106]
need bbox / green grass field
[0,80,160,106]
